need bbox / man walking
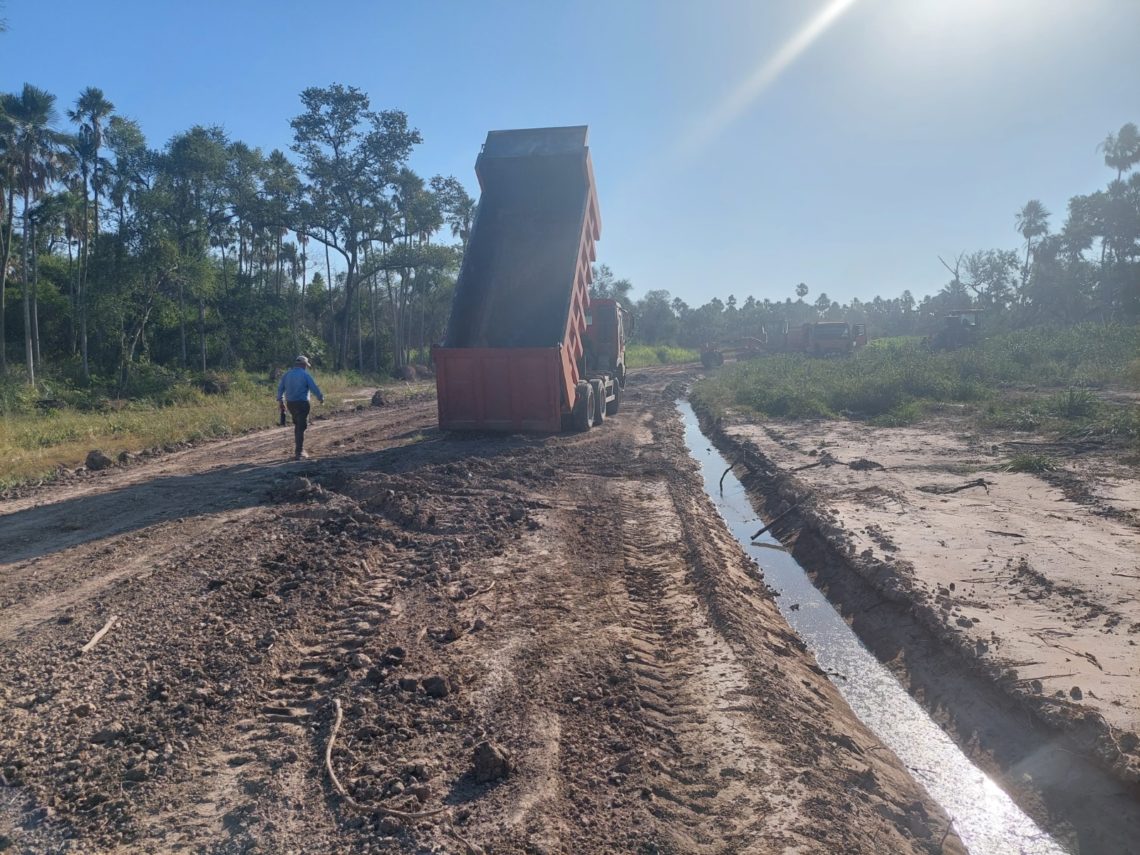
[276,355,324,460]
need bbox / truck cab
[584,298,630,387]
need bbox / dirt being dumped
[0,369,962,853]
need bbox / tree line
[1,82,474,391]
[2,81,1136,395]
[597,122,1140,348]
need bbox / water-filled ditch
[678,400,1067,855]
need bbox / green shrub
[692,325,1139,426]
[1001,454,1059,473]
[1048,388,1098,419]
[872,401,925,427]
[626,344,699,368]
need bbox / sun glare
[674,0,861,160]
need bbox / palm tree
[68,87,114,380]
[0,105,15,372]
[1098,123,1140,181]
[2,84,67,386]
[1015,199,1050,287]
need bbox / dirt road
[0,369,960,854]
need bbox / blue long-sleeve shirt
[277,367,324,403]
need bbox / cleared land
[692,334,1140,853]
[0,367,960,854]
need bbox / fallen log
[752,503,802,540]
[718,465,733,492]
[917,478,993,495]
[792,453,836,473]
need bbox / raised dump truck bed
[435,126,625,432]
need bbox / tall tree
[290,84,421,369]
[429,174,476,250]
[0,105,15,371]
[2,84,66,385]
[590,263,633,303]
[1015,199,1050,287]
[1099,122,1140,181]
[67,87,114,379]
[159,125,230,368]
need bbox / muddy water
[678,401,1068,855]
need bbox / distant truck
[700,321,866,366]
[925,310,981,351]
[699,337,766,368]
[433,126,629,432]
[798,323,866,360]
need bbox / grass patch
[626,344,699,369]
[0,371,415,489]
[1048,388,1098,419]
[999,454,1060,473]
[692,324,1138,433]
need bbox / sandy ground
[0,368,961,854]
[720,414,1140,786]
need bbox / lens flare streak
[676,0,861,159]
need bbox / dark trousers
[286,400,311,455]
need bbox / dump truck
[433,126,630,432]
[700,322,866,366]
[699,336,767,368]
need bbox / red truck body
[434,127,624,432]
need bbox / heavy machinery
[925,310,981,351]
[700,322,866,366]
[800,321,867,356]
[433,126,629,432]
[699,336,767,368]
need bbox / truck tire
[590,379,606,424]
[606,380,621,416]
[572,381,595,432]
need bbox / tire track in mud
[140,544,403,852]
[616,479,770,852]
[0,368,967,854]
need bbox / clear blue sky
[4,0,1137,305]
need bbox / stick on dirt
[80,615,119,654]
[918,478,993,495]
[752,503,802,540]
[325,698,448,819]
[938,817,956,851]
[446,825,486,855]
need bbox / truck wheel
[572,381,595,432]
[606,381,621,416]
[590,379,606,424]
